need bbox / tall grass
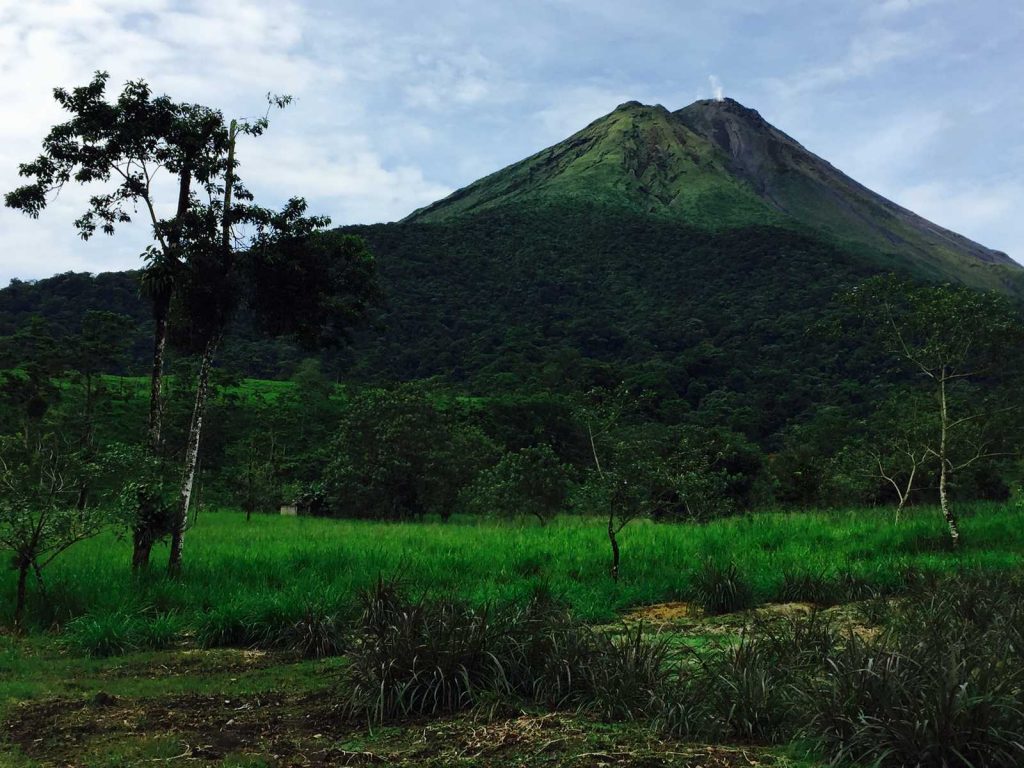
[661,572,1024,767]
[345,578,671,722]
[2,502,1022,633]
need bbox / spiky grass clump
[344,578,671,723]
[692,560,754,615]
[660,611,837,742]
[195,595,345,655]
[808,572,1024,767]
[286,605,345,659]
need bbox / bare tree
[846,276,1023,547]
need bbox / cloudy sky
[1,0,1022,283]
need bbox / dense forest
[3,206,1022,522]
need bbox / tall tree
[5,72,226,568]
[163,124,378,575]
[846,276,1024,547]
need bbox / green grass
[3,502,1022,634]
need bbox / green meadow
[5,502,1021,634]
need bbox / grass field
[3,504,1023,767]
[4,502,1022,633]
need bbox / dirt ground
[0,604,837,767]
[3,691,799,767]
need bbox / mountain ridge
[406,97,1017,290]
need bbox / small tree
[575,388,648,581]
[846,276,1024,546]
[460,444,569,525]
[228,432,280,521]
[833,390,936,518]
[324,385,496,520]
[0,434,106,630]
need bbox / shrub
[344,579,671,723]
[64,612,138,657]
[285,605,345,659]
[692,560,754,614]
[808,572,1024,767]
[661,612,837,742]
[776,570,839,605]
[132,612,182,651]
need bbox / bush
[808,572,1024,767]
[64,612,138,657]
[661,572,1024,766]
[661,612,837,742]
[285,605,345,659]
[776,570,839,605]
[691,560,754,614]
[344,579,671,722]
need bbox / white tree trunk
[167,336,218,576]
[938,374,961,549]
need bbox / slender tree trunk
[608,512,620,581]
[147,292,171,453]
[938,374,961,549]
[136,290,168,573]
[31,560,46,596]
[136,167,191,572]
[14,560,29,632]
[132,535,154,571]
[895,466,915,524]
[168,336,219,577]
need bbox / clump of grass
[660,571,1024,767]
[691,560,754,614]
[661,611,837,742]
[63,611,182,657]
[776,570,839,605]
[285,605,345,659]
[809,573,1024,767]
[194,593,345,653]
[64,612,137,657]
[132,612,183,650]
[195,602,255,649]
[345,578,671,723]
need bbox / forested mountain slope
[2,98,1020,446]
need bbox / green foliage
[63,610,182,657]
[807,572,1024,767]
[1,502,1023,632]
[459,444,569,524]
[323,385,498,520]
[0,431,110,626]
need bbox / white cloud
[771,28,930,97]
[895,180,1023,258]
[534,85,634,141]
[0,0,450,282]
[827,109,949,191]
[243,133,451,225]
[866,0,947,20]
